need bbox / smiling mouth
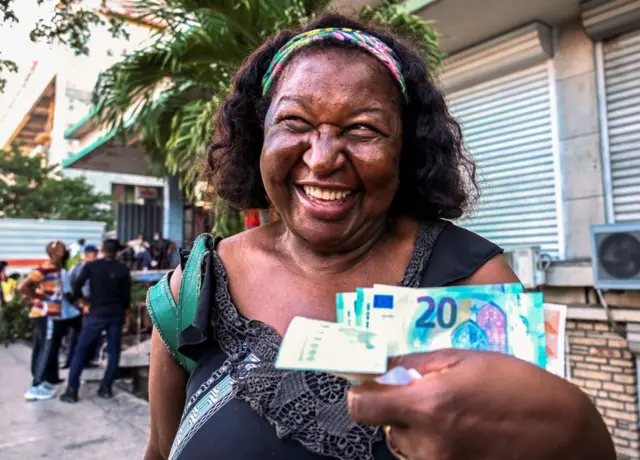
[294,184,360,219]
[301,185,354,202]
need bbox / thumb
[347,382,414,427]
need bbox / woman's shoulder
[218,221,282,258]
[422,221,505,287]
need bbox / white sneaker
[24,385,38,401]
[26,383,56,401]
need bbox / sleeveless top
[170,221,502,460]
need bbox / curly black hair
[205,13,477,220]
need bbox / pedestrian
[150,231,173,269]
[60,239,131,402]
[0,261,7,307]
[67,238,86,269]
[68,238,86,259]
[127,233,154,270]
[18,241,80,401]
[63,244,99,369]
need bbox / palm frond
[360,1,444,75]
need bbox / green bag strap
[178,233,211,344]
[146,233,212,373]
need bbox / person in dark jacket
[63,245,99,369]
[60,239,131,402]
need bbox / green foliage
[29,0,129,56]
[0,144,114,228]
[0,57,17,93]
[360,1,443,74]
[0,292,32,343]
[213,198,244,239]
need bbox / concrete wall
[553,19,607,259]
[567,319,640,459]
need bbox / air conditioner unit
[503,246,547,289]
[591,223,640,290]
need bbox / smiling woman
[144,13,615,460]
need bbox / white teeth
[303,185,352,201]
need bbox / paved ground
[0,344,150,460]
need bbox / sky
[0,1,57,114]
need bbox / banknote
[355,288,375,328]
[543,303,567,377]
[275,317,388,375]
[347,284,525,353]
[383,289,546,368]
[336,292,357,326]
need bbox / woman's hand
[347,350,615,460]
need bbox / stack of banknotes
[276,283,549,381]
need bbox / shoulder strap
[419,221,502,287]
[146,233,214,373]
[178,234,213,343]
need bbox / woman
[19,241,80,400]
[146,14,614,460]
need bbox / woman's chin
[292,219,357,250]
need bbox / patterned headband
[261,27,408,101]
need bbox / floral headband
[261,27,408,101]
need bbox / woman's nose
[303,126,347,176]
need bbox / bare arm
[18,277,37,299]
[145,265,188,460]
[18,269,44,300]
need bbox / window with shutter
[601,29,640,223]
[448,64,562,258]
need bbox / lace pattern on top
[209,220,445,460]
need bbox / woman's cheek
[261,131,310,183]
[354,144,401,197]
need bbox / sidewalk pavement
[0,343,150,460]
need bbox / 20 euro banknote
[337,284,546,368]
[375,288,546,368]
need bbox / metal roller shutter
[602,29,640,222]
[448,64,562,258]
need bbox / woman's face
[49,242,67,265]
[261,48,403,249]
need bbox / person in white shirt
[127,233,154,269]
[68,238,86,259]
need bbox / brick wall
[567,320,640,459]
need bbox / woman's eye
[283,117,311,131]
[345,124,377,135]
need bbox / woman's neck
[275,218,394,277]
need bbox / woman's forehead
[271,48,401,110]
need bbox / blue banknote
[338,284,546,368]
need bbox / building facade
[376,0,640,457]
[0,2,167,236]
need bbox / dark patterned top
[170,221,501,460]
